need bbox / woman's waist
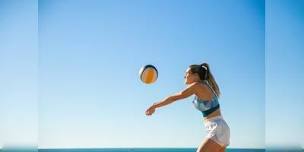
[203,108,222,122]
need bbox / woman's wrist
[152,103,158,109]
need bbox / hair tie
[201,65,207,71]
[200,64,208,80]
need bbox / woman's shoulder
[189,82,208,90]
[191,81,209,89]
[190,82,211,96]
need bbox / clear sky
[0,0,38,149]
[38,0,265,148]
[266,0,304,149]
[0,0,302,150]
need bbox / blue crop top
[192,80,220,117]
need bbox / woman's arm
[145,82,198,116]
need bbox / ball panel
[146,68,156,83]
[139,65,158,84]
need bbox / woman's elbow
[169,94,184,101]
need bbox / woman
[145,63,230,152]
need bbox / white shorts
[203,115,230,147]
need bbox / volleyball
[139,65,158,84]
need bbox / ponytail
[189,63,221,97]
[201,63,221,97]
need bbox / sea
[39,148,265,152]
[38,149,265,152]
[1,148,304,152]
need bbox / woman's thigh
[217,146,226,152]
[196,138,224,152]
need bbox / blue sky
[0,0,303,150]
[0,0,38,148]
[38,0,264,148]
[266,0,304,149]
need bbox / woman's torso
[193,81,222,120]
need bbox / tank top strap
[202,80,218,98]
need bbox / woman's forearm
[153,96,176,109]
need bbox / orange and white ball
[139,65,158,84]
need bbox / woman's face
[184,68,199,85]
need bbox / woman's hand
[145,104,156,116]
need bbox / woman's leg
[196,138,224,152]
[217,146,226,152]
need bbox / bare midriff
[203,108,222,121]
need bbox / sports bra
[192,80,220,117]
